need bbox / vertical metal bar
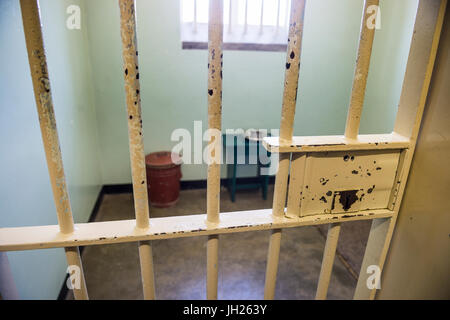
[207,235,219,299]
[286,153,306,217]
[344,0,379,139]
[264,229,282,299]
[276,0,281,33]
[279,0,306,142]
[0,252,19,299]
[260,0,265,34]
[19,0,88,300]
[65,247,88,300]
[228,0,233,33]
[194,0,198,33]
[118,0,155,300]
[206,0,223,300]
[264,0,306,300]
[244,0,248,34]
[285,0,290,31]
[138,241,156,298]
[118,0,150,230]
[271,153,290,217]
[20,0,75,235]
[315,223,341,300]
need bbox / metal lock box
[299,150,400,216]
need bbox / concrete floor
[66,186,371,300]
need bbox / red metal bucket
[145,151,182,208]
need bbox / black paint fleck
[338,190,359,211]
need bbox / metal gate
[0,0,446,300]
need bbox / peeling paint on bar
[345,0,380,139]
[118,0,155,300]
[206,0,223,300]
[19,0,88,300]
[20,1,74,235]
[0,209,393,252]
[206,0,223,224]
[265,0,307,300]
[119,0,149,229]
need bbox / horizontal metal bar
[263,133,410,153]
[0,209,393,252]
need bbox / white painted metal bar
[138,241,155,298]
[207,235,219,299]
[0,209,393,252]
[264,0,306,300]
[194,0,198,33]
[355,0,447,300]
[206,0,223,300]
[19,0,88,300]
[285,0,290,31]
[264,229,282,299]
[344,0,379,139]
[276,0,281,33]
[286,153,306,217]
[244,0,248,34]
[315,223,341,299]
[65,247,88,299]
[118,0,155,300]
[260,0,265,34]
[228,0,232,33]
[279,0,306,142]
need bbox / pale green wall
[0,0,102,299]
[84,0,417,183]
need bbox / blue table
[222,133,271,202]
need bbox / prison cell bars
[118,0,155,300]
[345,0,379,140]
[1,0,446,301]
[316,0,379,300]
[262,0,447,300]
[206,0,223,300]
[19,0,88,300]
[264,0,306,300]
